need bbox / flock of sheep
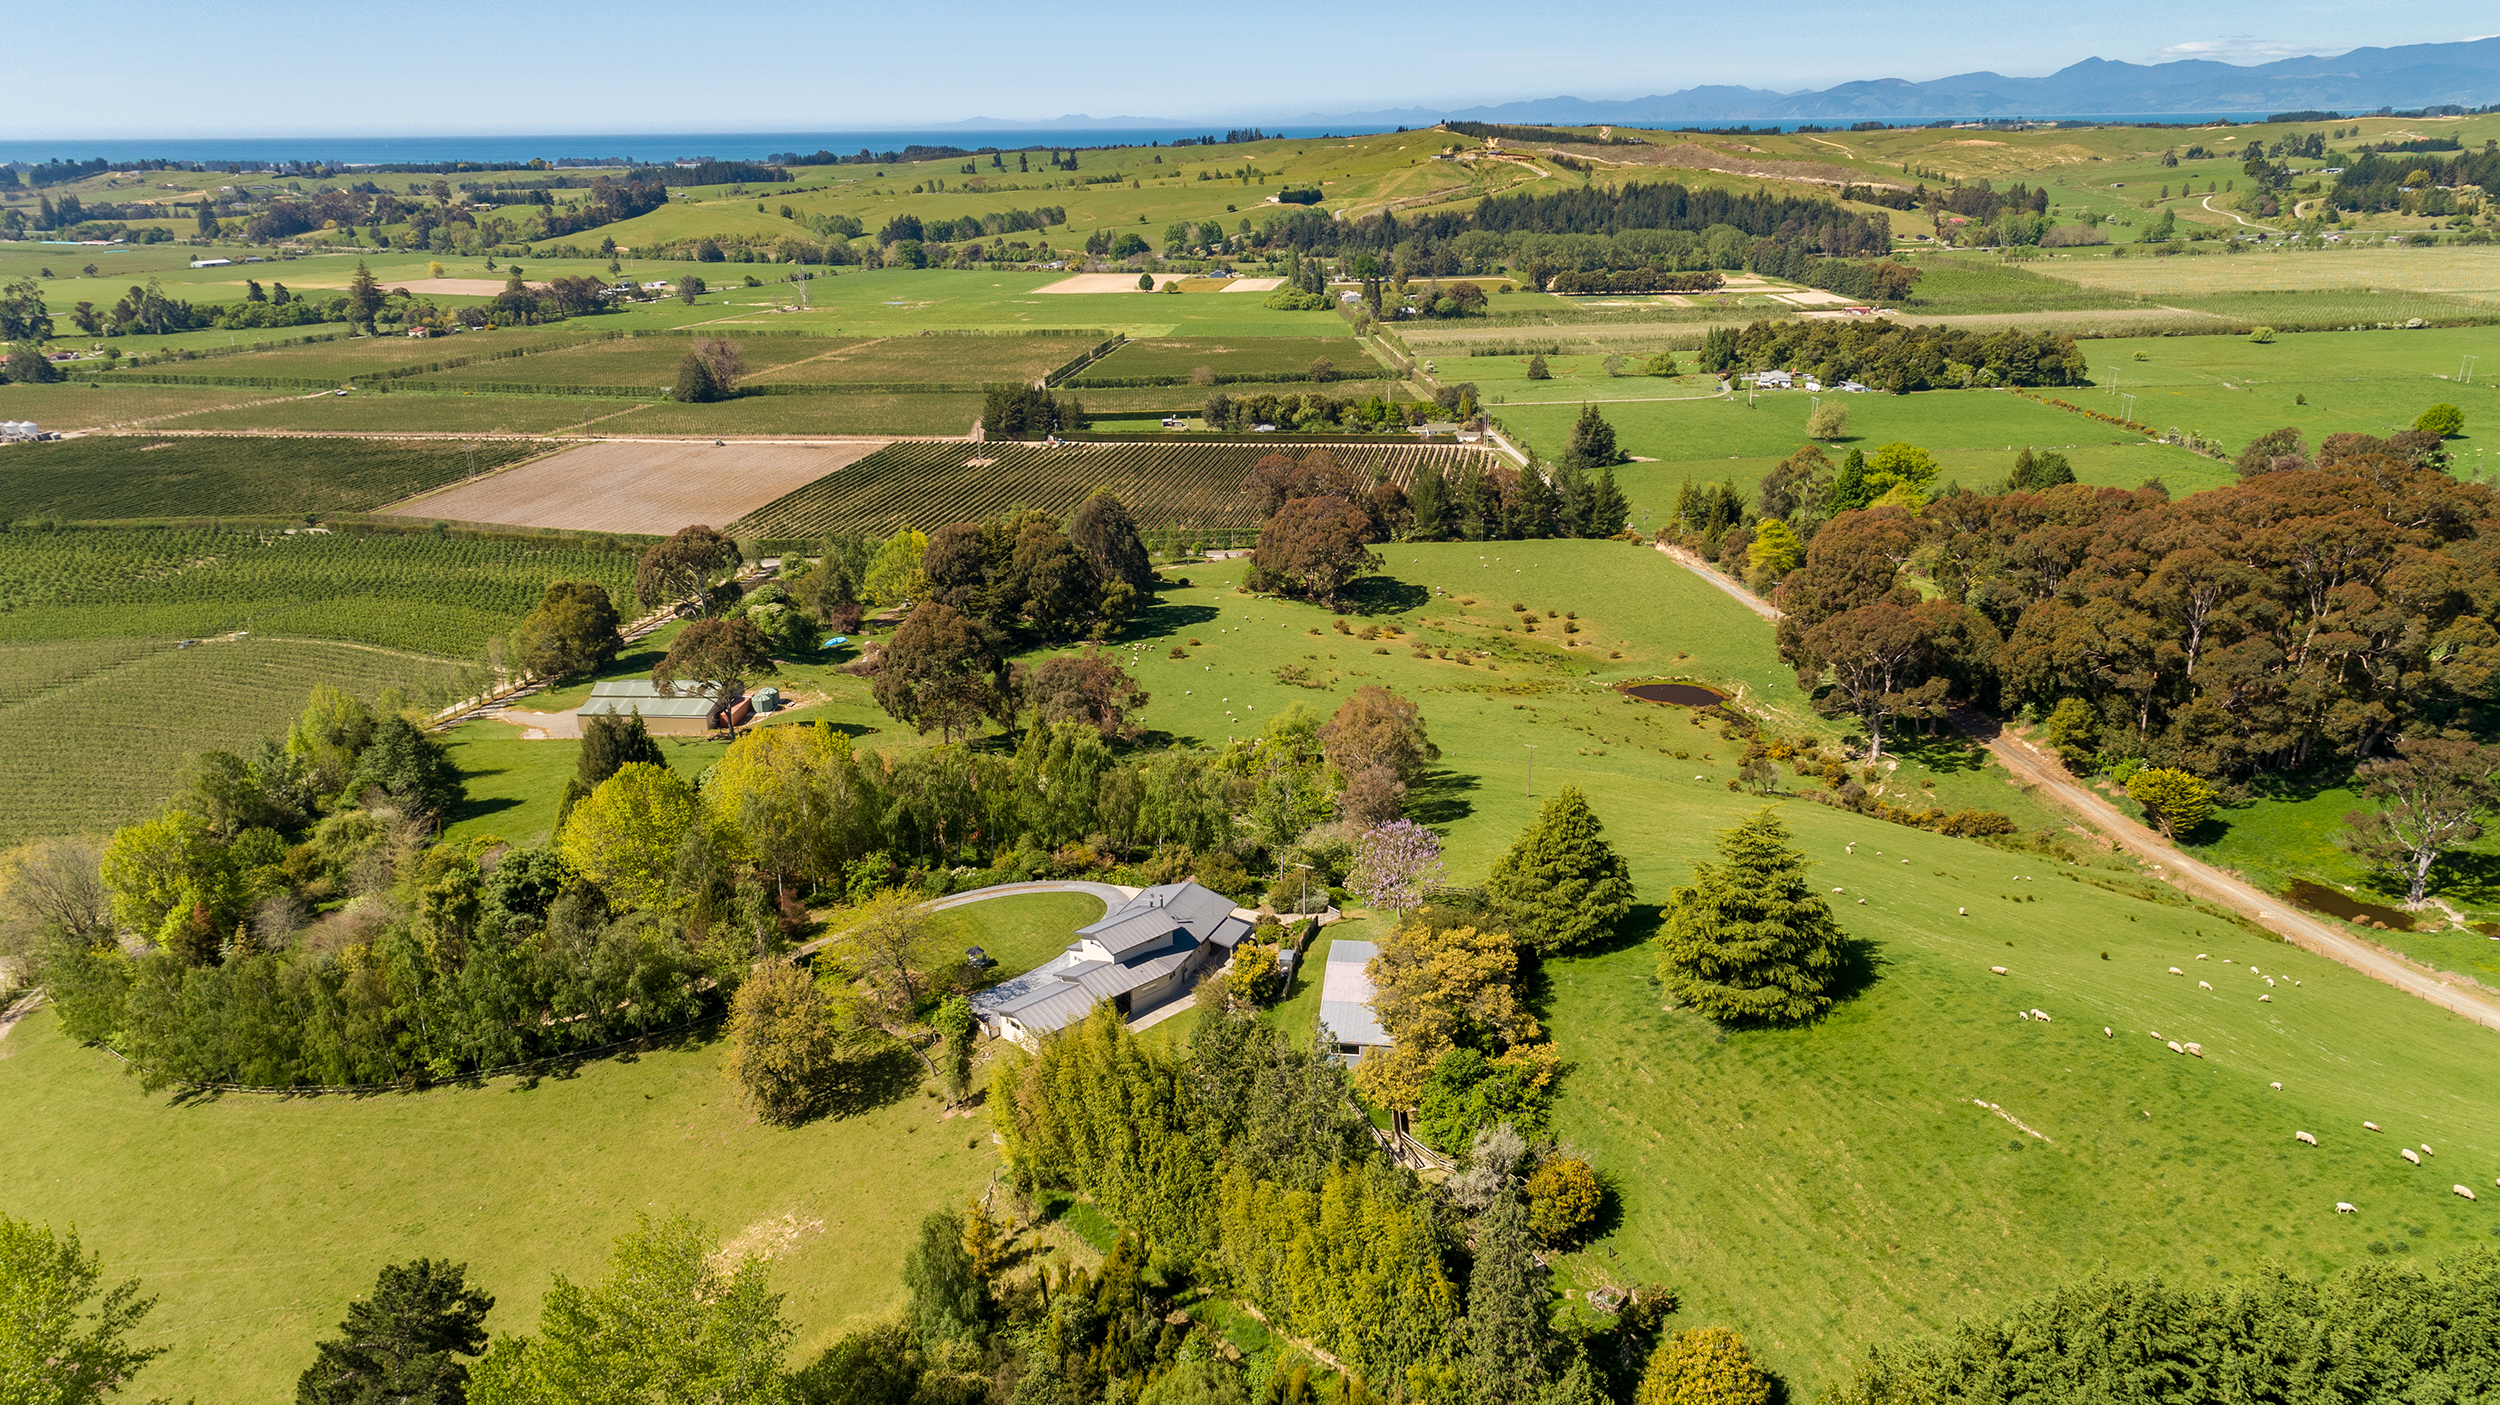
[1988,946,2481,1219]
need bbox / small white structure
[1320,939,1393,1064]
[0,421,41,443]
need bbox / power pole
[1524,743,1536,798]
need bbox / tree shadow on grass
[1407,767,1479,828]
[802,1036,927,1124]
[1339,576,1429,616]
[1887,731,1990,776]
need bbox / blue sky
[13,0,2484,137]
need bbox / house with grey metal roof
[971,881,1251,1046]
[1319,939,1391,1063]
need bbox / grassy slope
[1097,546,2500,1394]
[0,969,1014,1402]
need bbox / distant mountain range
[1297,38,2500,125]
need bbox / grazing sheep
[2265,976,2276,987]
[1991,965,2007,974]
[1959,907,1968,916]
[2456,1185,2478,1201]
[2337,1202,2358,1213]
[2170,966,2186,975]
[2271,1082,2283,1090]
[2403,1148,2423,1165]
[1832,887,1845,893]
[2166,1040,2184,1053]
[2423,1144,2435,1156]
[2019,1010,2032,1020]
[2104,1027,2114,1038]
[2250,965,2260,973]
[1858,898,1867,904]
[2366,1121,2383,1132]
[2032,1008,2051,1022]
[2185,1043,2204,1057]
[2200,980,2213,990]
[2296,1131,2319,1146]
[2197,953,2209,960]
[2261,994,2272,1002]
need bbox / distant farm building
[971,882,1248,1046]
[574,678,776,735]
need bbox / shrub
[2416,402,2465,438]
[1636,1326,1772,1405]
[2127,767,2217,838]
[2248,325,2277,343]
[1524,1155,1602,1246]
[1806,402,1849,441]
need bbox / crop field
[1071,336,1371,384]
[742,332,1107,386]
[0,381,285,433]
[597,392,987,437]
[89,325,606,384]
[1080,380,1407,417]
[397,438,893,536]
[2051,245,2500,305]
[169,394,645,436]
[0,525,639,655]
[0,636,482,841]
[402,333,856,389]
[0,434,545,522]
[1897,257,2141,315]
[732,439,1489,536]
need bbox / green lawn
[930,893,1105,980]
[0,1008,993,1403]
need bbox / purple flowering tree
[1349,819,1443,919]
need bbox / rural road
[1656,544,2500,1031]
[2202,195,2278,232]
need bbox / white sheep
[1959,907,1969,916]
[2249,965,2260,973]
[1832,887,1844,893]
[2167,1040,2184,1053]
[2271,1082,2283,1090]
[2337,1202,2358,1214]
[1991,965,2007,975]
[2403,1148,2423,1165]
[2366,1121,2383,1132]
[2185,1043,2204,1057]
[2169,966,2185,975]
[2265,975,2276,987]
[2423,1144,2435,1156]
[2296,1131,2319,1145]
[2032,1008,2051,1022]
[2261,994,2273,1002]
[2196,953,2209,960]
[2019,1010,2032,1020]
[2456,1185,2478,1201]
[2200,980,2213,990]
[2104,1027,2114,1038]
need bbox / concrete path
[1655,545,2500,1032]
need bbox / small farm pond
[1620,682,1728,707]
[2282,878,2420,931]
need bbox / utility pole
[2463,354,2479,384]
[1524,743,1536,798]
[2122,393,2137,423]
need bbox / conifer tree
[1587,465,1630,536]
[1653,807,1846,1024]
[1484,786,1635,955]
[1409,463,1452,540]
[1672,477,1695,531]
[297,1259,494,1405]
[1467,1188,1552,1405]
[1829,449,1872,512]
[1515,468,1560,538]
[1561,403,1620,472]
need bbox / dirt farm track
[384,438,890,536]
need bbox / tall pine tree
[1587,466,1631,537]
[1561,403,1620,472]
[1467,1187,1552,1405]
[1409,463,1453,541]
[1516,468,1560,539]
[1653,807,1847,1024]
[1484,787,1635,955]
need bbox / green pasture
[1495,385,2233,504]
[1077,336,1372,383]
[0,434,542,521]
[0,987,996,1404]
[2080,325,2496,462]
[0,379,287,433]
[927,892,1108,981]
[0,636,481,843]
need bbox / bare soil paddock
[384,438,889,536]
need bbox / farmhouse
[1319,939,1392,1063]
[971,882,1249,1046]
[575,677,771,735]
